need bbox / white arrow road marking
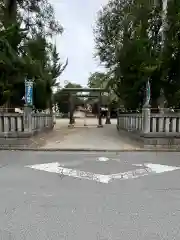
[133,163,180,173]
[26,162,180,184]
[144,163,180,173]
[26,162,111,184]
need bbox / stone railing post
[158,108,164,132]
[24,105,32,133]
[142,104,151,134]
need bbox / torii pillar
[68,93,74,127]
[97,92,103,128]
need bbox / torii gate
[62,87,110,128]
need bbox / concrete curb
[1,147,180,152]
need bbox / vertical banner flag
[25,80,33,106]
[146,80,151,105]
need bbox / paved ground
[41,118,141,150]
[0,150,180,239]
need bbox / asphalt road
[0,151,180,239]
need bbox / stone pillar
[142,104,151,134]
[24,105,32,133]
[105,107,111,124]
[158,108,164,132]
[97,92,103,128]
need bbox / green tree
[94,0,163,109]
[0,0,66,111]
[161,0,180,107]
[87,71,110,105]
[88,72,107,88]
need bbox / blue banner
[146,80,151,103]
[25,81,33,106]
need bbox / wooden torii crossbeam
[62,87,107,92]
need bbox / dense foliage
[94,0,180,109]
[0,0,67,110]
[87,71,122,111]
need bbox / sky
[51,0,108,87]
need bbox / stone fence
[117,108,180,148]
[0,111,54,147]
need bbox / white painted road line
[97,157,109,162]
[133,164,143,167]
[26,162,180,184]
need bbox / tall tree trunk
[4,0,17,111]
[4,0,17,26]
